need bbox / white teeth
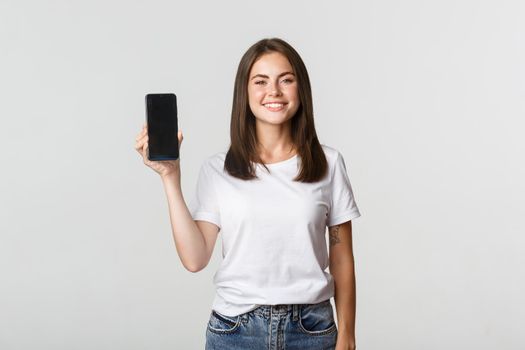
[264,103,284,108]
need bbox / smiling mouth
[263,103,287,111]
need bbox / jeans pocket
[298,300,337,336]
[207,310,241,335]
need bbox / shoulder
[320,143,343,166]
[320,144,351,181]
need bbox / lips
[264,104,285,111]
[263,101,286,105]
[263,102,287,112]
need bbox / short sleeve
[189,161,221,229]
[326,151,361,227]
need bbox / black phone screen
[145,93,179,161]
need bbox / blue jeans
[205,299,338,350]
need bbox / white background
[1,0,524,349]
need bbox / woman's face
[247,51,300,126]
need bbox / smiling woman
[248,53,300,129]
[224,37,329,181]
[135,37,361,350]
[197,38,361,350]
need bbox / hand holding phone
[135,124,184,179]
[134,93,183,179]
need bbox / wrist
[161,172,180,186]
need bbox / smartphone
[145,93,179,161]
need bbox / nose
[269,80,282,96]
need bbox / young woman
[135,37,361,350]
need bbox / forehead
[250,52,293,74]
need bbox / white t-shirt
[189,144,361,317]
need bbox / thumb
[178,130,183,148]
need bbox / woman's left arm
[329,220,357,350]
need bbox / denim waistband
[247,299,331,321]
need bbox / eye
[254,80,266,85]
[282,78,294,84]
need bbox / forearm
[161,174,207,272]
[331,259,356,340]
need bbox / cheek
[288,91,301,110]
[288,88,300,111]
[248,88,264,104]
[285,85,299,100]
[292,86,299,99]
[247,90,262,113]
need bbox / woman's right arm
[160,173,218,272]
[134,124,216,272]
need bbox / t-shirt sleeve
[326,151,361,227]
[189,161,221,229]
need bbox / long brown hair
[224,37,328,183]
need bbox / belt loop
[293,304,299,322]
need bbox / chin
[257,115,294,125]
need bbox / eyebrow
[250,71,295,80]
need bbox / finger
[135,136,148,152]
[142,142,150,160]
[134,137,143,149]
[135,128,147,141]
[141,141,147,157]
[135,134,148,146]
[177,130,183,149]
[135,130,145,141]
